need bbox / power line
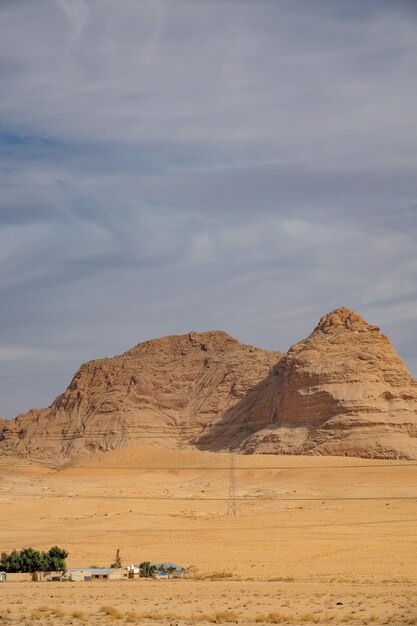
[1,492,416,501]
[0,374,73,378]
[0,537,411,544]
[3,462,417,470]
[23,460,417,472]
[1,518,417,532]
[0,353,416,379]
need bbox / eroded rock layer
[0,332,280,460]
[195,308,417,458]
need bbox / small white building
[65,568,123,581]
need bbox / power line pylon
[227,452,237,517]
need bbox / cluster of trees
[0,546,68,573]
[139,561,157,577]
[139,562,177,577]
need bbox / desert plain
[0,445,416,625]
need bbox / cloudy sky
[1,0,417,418]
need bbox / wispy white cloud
[0,0,416,416]
[54,0,89,43]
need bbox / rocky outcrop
[195,308,417,458]
[1,307,416,461]
[0,331,280,460]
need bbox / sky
[1,0,417,418]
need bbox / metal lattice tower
[227,453,237,516]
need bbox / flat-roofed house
[66,568,123,581]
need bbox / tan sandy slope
[0,445,416,624]
[1,446,416,579]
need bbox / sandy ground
[0,446,417,624]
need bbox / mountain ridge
[1,307,416,461]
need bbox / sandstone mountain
[0,331,280,460]
[196,307,417,459]
[1,307,417,461]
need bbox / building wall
[68,568,123,581]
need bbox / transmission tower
[227,452,237,516]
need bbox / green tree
[139,562,157,578]
[0,546,68,573]
[20,548,45,573]
[0,552,9,571]
[7,549,22,573]
[45,546,68,571]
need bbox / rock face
[1,307,417,461]
[195,308,417,459]
[0,331,280,460]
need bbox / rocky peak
[124,330,240,357]
[312,307,380,335]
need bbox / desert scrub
[212,611,239,623]
[140,611,163,621]
[71,609,85,619]
[255,613,295,624]
[191,612,239,623]
[125,610,139,623]
[100,605,123,620]
[300,615,321,623]
[50,607,66,618]
[30,610,43,621]
[190,570,234,581]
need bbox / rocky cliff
[1,307,416,461]
[195,308,417,459]
[0,331,280,460]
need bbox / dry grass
[190,570,234,581]
[212,611,240,623]
[300,615,321,623]
[255,613,295,624]
[140,611,163,621]
[50,607,66,618]
[100,605,123,619]
[268,577,295,583]
[125,610,139,623]
[191,612,239,623]
[30,610,45,621]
